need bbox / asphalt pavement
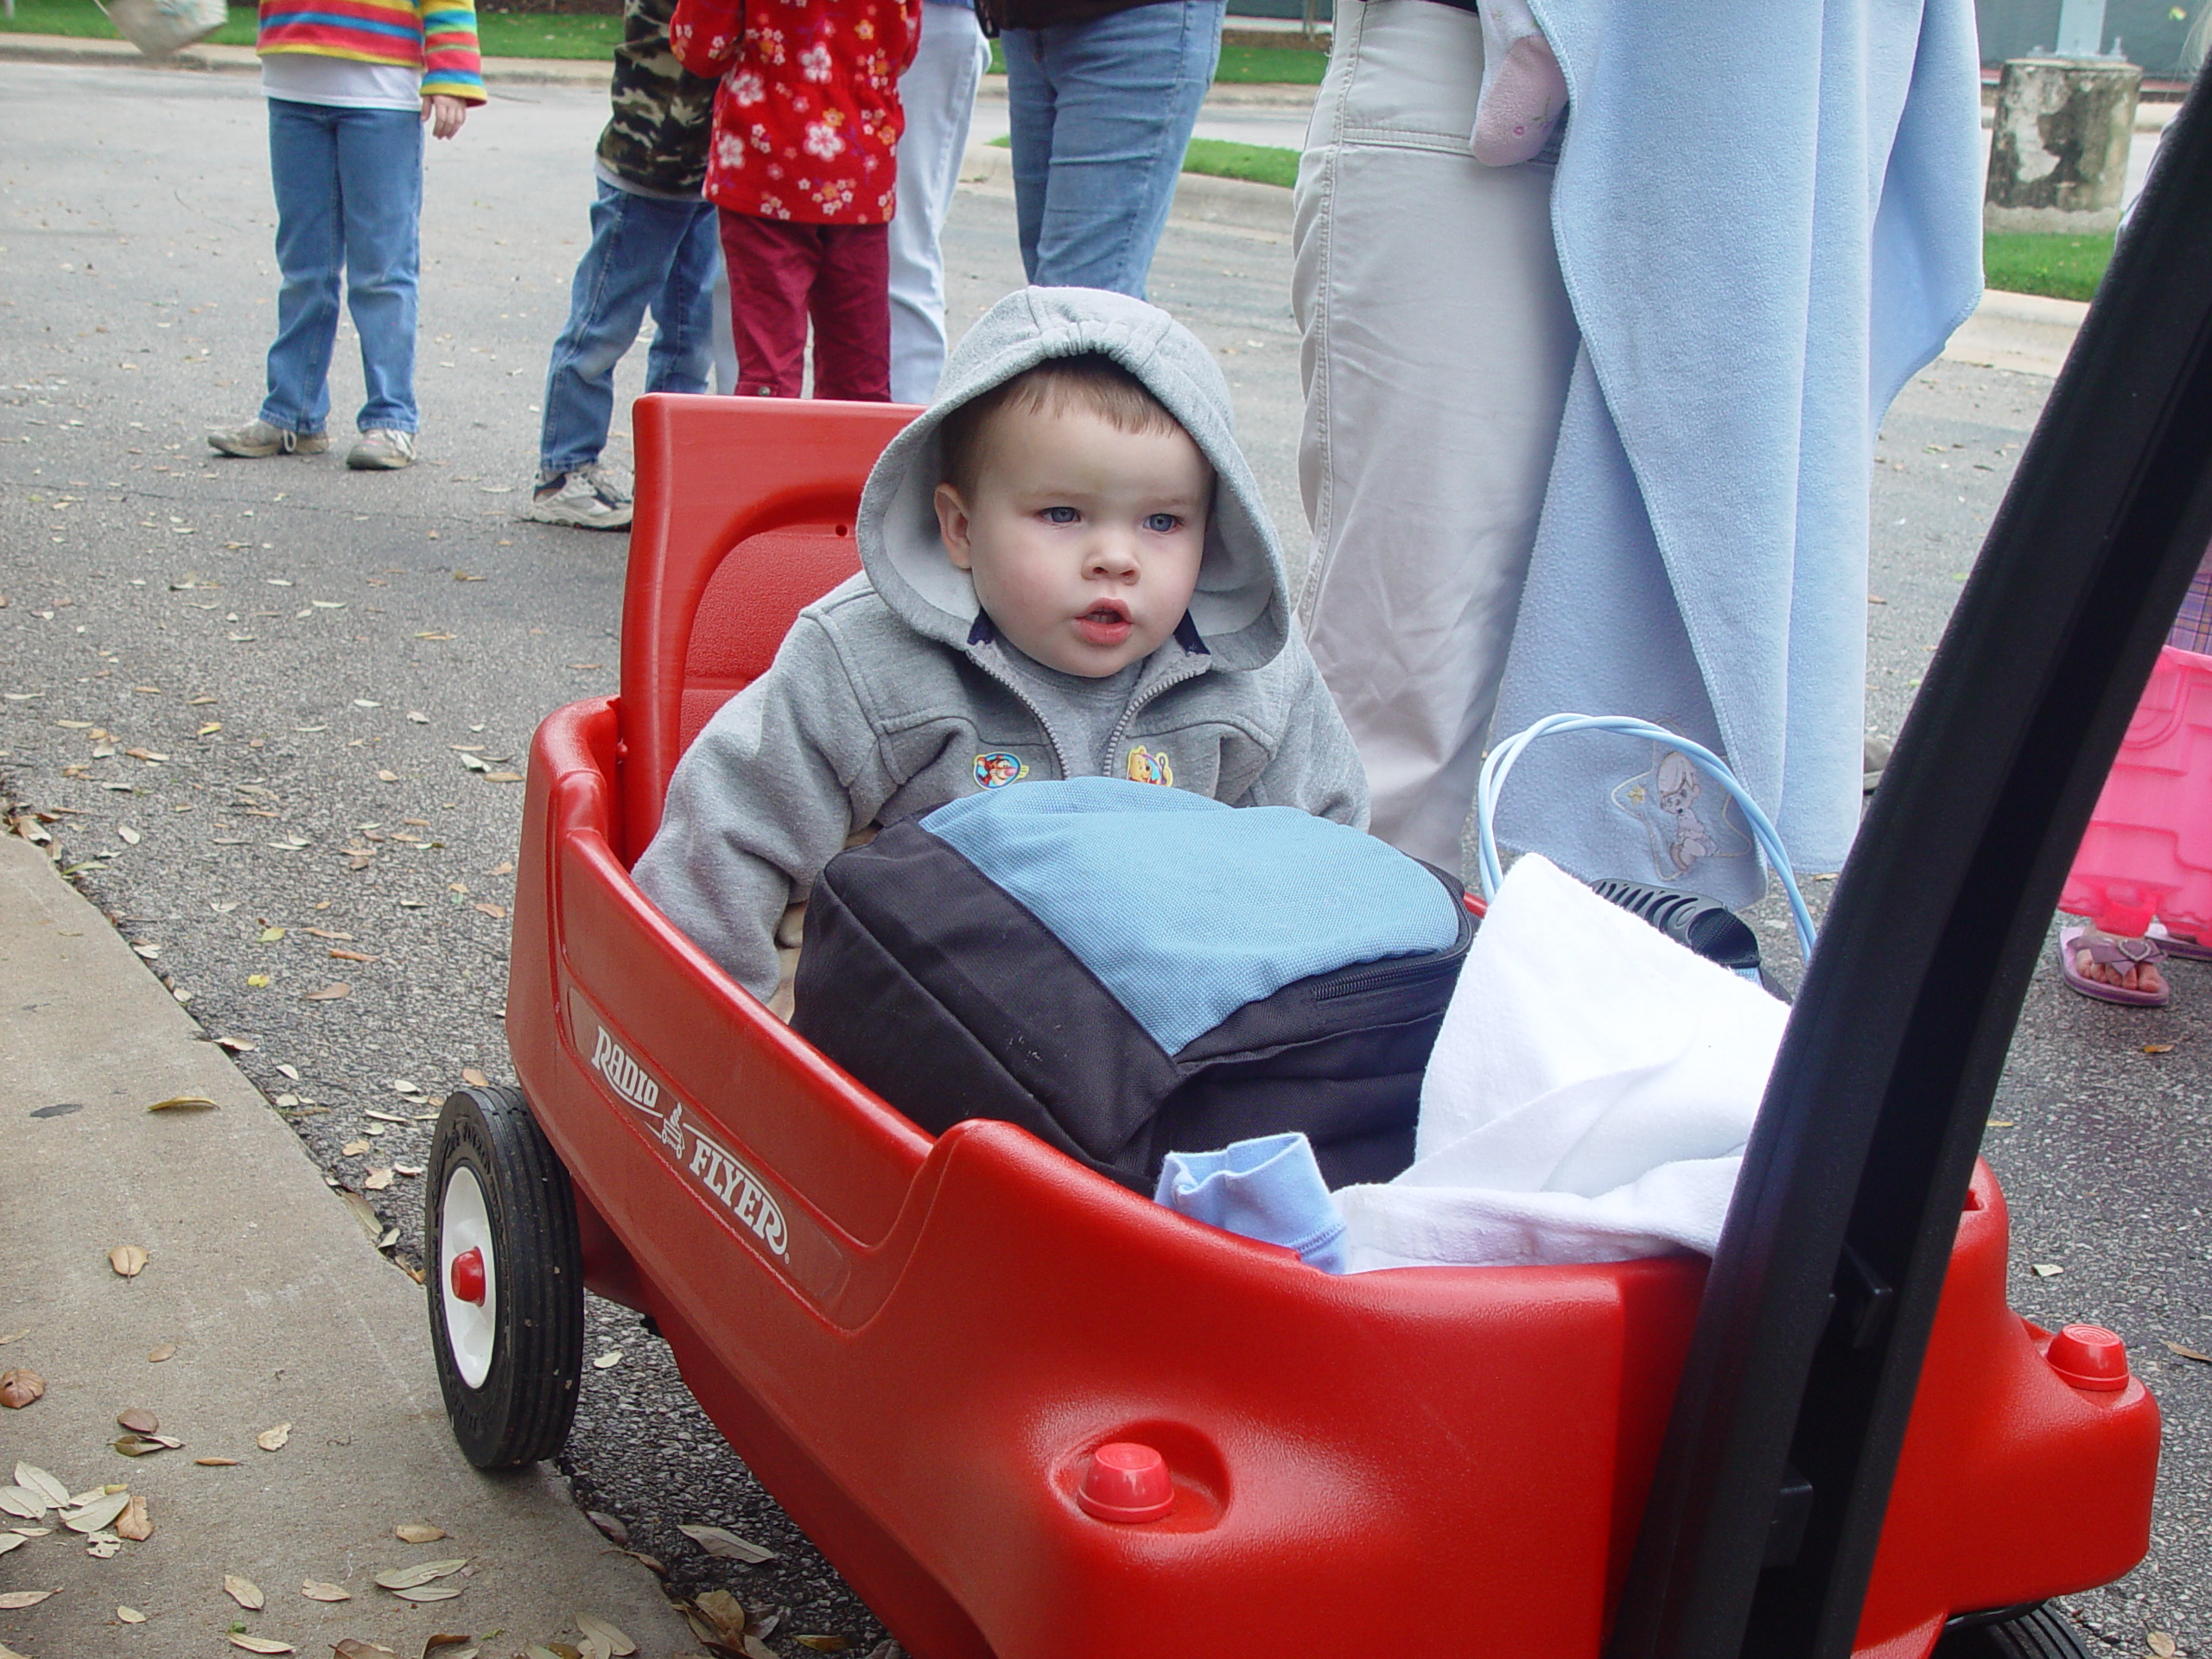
[2,48,2209,1659]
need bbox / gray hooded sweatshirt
[633,287,1370,1001]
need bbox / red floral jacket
[671,0,919,226]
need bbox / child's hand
[422,94,470,139]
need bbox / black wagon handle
[1607,67,2212,1659]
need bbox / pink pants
[717,212,892,401]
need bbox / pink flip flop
[2059,925,2171,1007]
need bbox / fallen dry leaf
[17,1465,67,1508]
[422,1637,474,1659]
[329,949,378,963]
[793,1639,851,1653]
[575,1614,635,1656]
[677,1523,776,1564]
[332,1642,402,1659]
[365,1168,394,1192]
[2166,1341,2212,1363]
[147,1344,175,1363]
[0,1536,23,1558]
[118,823,140,845]
[2149,1636,2178,1659]
[389,1585,463,1604]
[374,1559,467,1591]
[63,1491,130,1533]
[0,1591,55,1609]
[226,1573,266,1610]
[302,982,353,1001]
[585,1511,627,1546]
[0,1330,26,1346]
[2031,1263,2064,1278]
[109,1244,149,1278]
[117,1605,147,1623]
[115,1494,151,1541]
[301,1580,351,1602]
[0,1489,43,1520]
[118,1408,158,1434]
[194,1458,240,1467]
[340,1192,383,1243]
[111,1433,173,1458]
[472,903,505,919]
[256,1424,291,1452]
[690,1601,752,1654]
[393,1523,447,1545]
[2143,1044,2176,1056]
[591,1351,622,1370]
[148,1095,218,1112]
[461,1068,490,1089]
[227,1637,296,1655]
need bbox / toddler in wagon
[633,286,1369,1010]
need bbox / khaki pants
[1293,0,1580,871]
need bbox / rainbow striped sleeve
[257,0,485,101]
[418,0,486,102]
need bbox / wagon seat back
[618,393,921,862]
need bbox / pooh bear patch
[1125,746,1174,786]
[974,752,1029,790]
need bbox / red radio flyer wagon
[418,84,2212,1659]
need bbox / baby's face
[934,402,1211,677]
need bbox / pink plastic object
[449,1246,487,1306]
[1077,1443,1175,1523]
[2045,1325,2131,1392]
[2062,644,2212,943]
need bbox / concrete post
[1985,55,2143,235]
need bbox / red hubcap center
[449,1245,487,1306]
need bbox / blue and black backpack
[791,779,1474,1192]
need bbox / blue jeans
[540,179,721,477]
[263,98,423,436]
[1002,0,1224,297]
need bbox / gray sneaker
[207,418,329,458]
[524,462,634,531]
[346,429,416,471]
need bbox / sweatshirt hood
[857,287,1291,673]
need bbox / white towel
[1337,854,1789,1269]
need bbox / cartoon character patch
[1125,746,1174,786]
[974,752,1029,789]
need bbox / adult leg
[1293,0,1579,871]
[1000,25,1056,282]
[542,181,708,477]
[809,223,892,402]
[260,97,345,437]
[1024,0,1224,297]
[887,0,991,403]
[718,211,819,397]
[333,104,424,434]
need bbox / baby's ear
[934,480,976,571]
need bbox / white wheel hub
[439,1165,499,1390]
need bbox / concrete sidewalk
[0,835,696,1659]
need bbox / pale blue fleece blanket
[1490,0,1986,906]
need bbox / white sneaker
[207,418,329,458]
[346,429,416,471]
[524,462,634,531]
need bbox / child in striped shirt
[207,0,486,472]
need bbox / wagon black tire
[1935,1604,2094,1659]
[424,1084,584,1469]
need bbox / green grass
[8,0,1325,73]
[1181,136,1297,188]
[0,0,624,57]
[986,39,1325,83]
[1983,231,2114,303]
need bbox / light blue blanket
[1491,0,1986,906]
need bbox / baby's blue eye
[1042,505,1079,524]
[1144,513,1181,534]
